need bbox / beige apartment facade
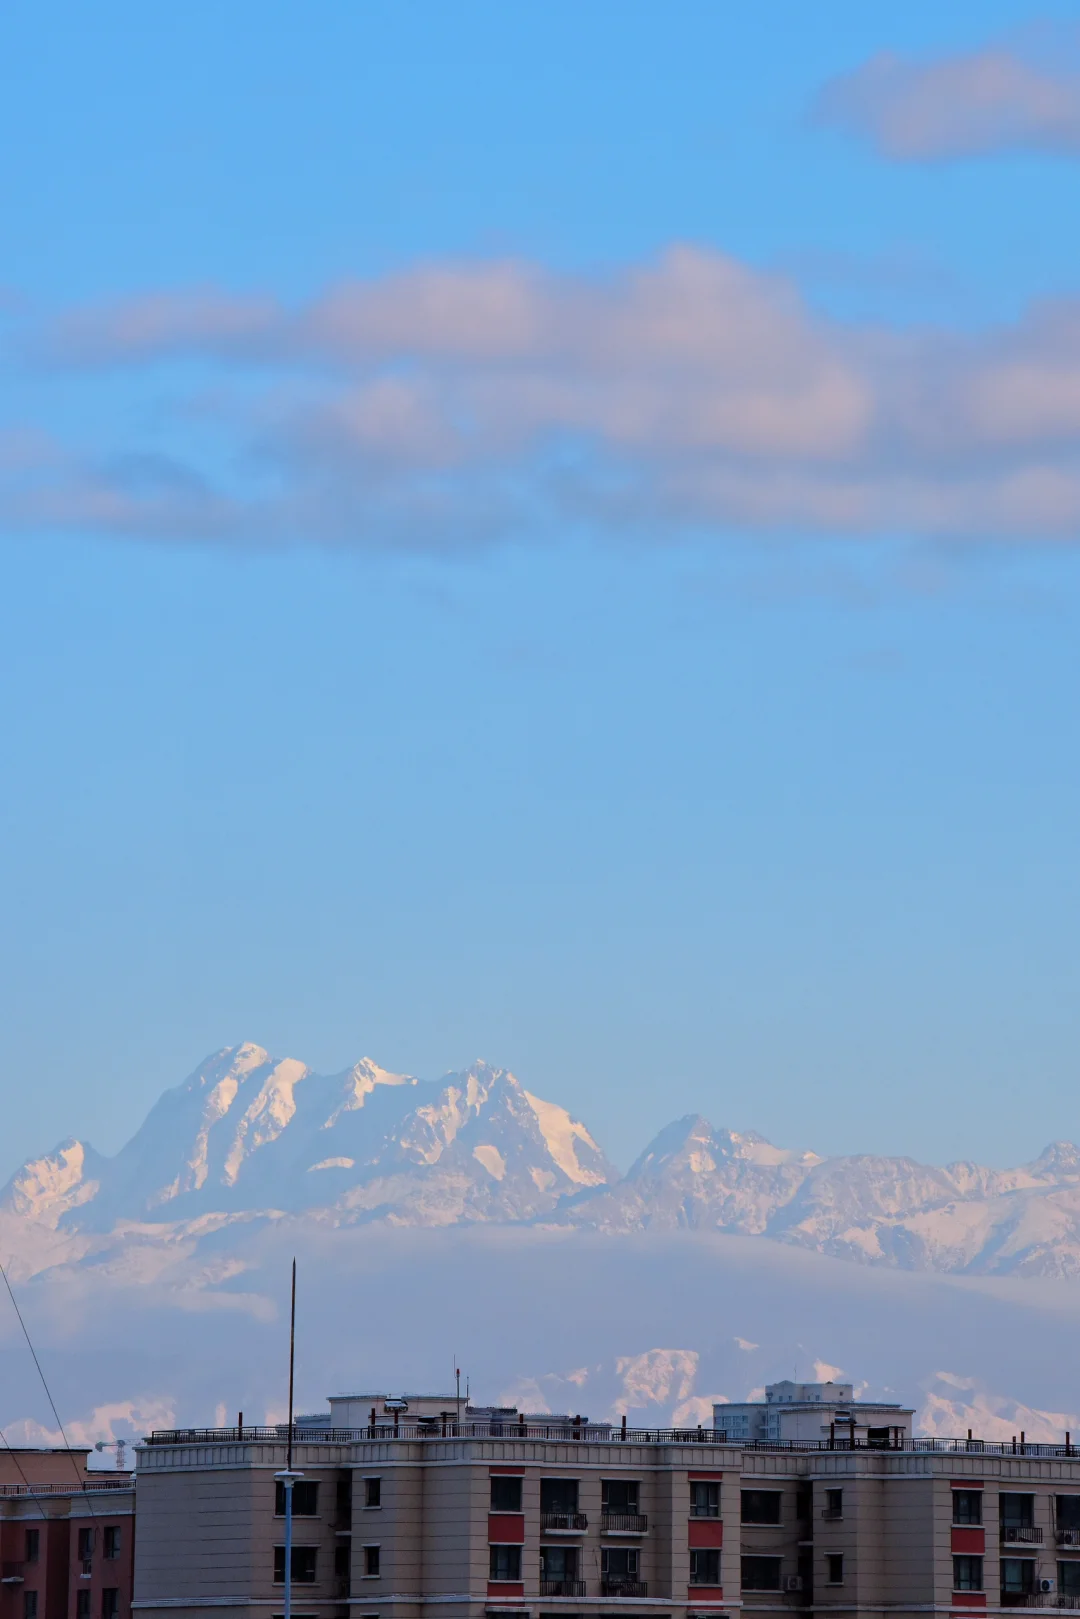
[132,1410,1080,1619]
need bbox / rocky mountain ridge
[5,1043,1080,1279]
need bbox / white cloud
[12,245,1080,548]
[734,1337,759,1351]
[817,38,1080,161]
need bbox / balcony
[821,1508,843,1521]
[541,1513,588,1532]
[0,1564,25,1586]
[601,1513,648,1534]
[1012,1599,1080,1610]
[539,1580,586,1597]
[1058,1531,1080,1548]
[1002,1527,1043,1544]
[602,1581,648,1598]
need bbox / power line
[0,1259,98,1517]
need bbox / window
[78,1528,95,1562]
[953,1491,982,1526]
[336,1479,353,1522]
[602,1479,640,1515]
[23,1594,37,1619]
[364,1478,381,1509]
[490,1545,522,1582]
[741,1556,782,1591]
[690,1549,722,1585]
[741,1490,782,1525]
[824,1488,843,1520]
[601,1548,639,1581]
[1059,1497,1080,1532]
[540,1479,579,1515]
[104,1526,121,1560]
[490,1476,523,1512]
[102,1592,119,1619]
[954,1557,983,1591]
[24,1529,39,1564]
[77,1594,91,1619]
[276,1479,319,1516]
[1001,1559,1036,1595]
[364,1546,381,1579]
[274,1546,318,1584]
[827,1554,844,1586]
[1000,1494,1035,1528]
[1061,1564,1080,1598]
[690,1481,720,1518]
[540,1547,578,1581]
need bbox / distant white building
[714,1378,913,1446]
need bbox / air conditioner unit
[1041,1580,1057,1594]
[786,1576,803,1592]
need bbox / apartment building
[132,1393,1080,1619]
[0,1452,134,1619]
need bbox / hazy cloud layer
[817,39,1080,161]
[8,246,1080,548]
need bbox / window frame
[103,1525,122,1560]
[1000,1558,1037,1595]
[826,1553,845,1586]
[24,1528,39,1564]
[1060,1561,1080,1597]
[601,1478,640,1514]
[273,1545,318,1585]
[741,1489,782,1526]
[952,1491,982,1526]
[489,1544,523,1583]
[276,1479,319,1517]
[490,1475,523,1513]
[953,1556,984,1592]
[740,1555,782,1592]
[689,1481,720,1519]
[689,1548,722,1586]
[363,1545,381,1579]
[364,1477,382,1510]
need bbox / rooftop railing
[0,1478,135,1497]
[141,1425,1080,1455]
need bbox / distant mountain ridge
[4,1043,1080,1280]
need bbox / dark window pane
[24,1530,39,1564]
[827,1555,844,1585]
[491,1476,522,1512]
[275,1480,319,1516]
[1061,1563,1080,1597]
[364,1546,380,1578]
[23,1594,38,1619]
[742,1490,782,1525]
[953,1492,982,1526]
[365,1478,381,1509]
[601,1548,638,1579]
[540,1479,579,1515]
[690,1482,720,1517]
[540,1548,578,1580]
[1000,1495,1034,1528]
[954,1557,983,1591]
[101,1592,119,1619]
[77,1594,91,1619]
[490,1545,522,1582]
[690,1550,722,1585]
[1060,1498,1080,1532]
[602,1479,639,1514]
[1001,1560,1036,1594]
[741,1556,782,1591]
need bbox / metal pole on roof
[275,1259,303,1619]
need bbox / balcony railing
[1059,1531,1080,1548]
[601,1513,648,1533]
[541,1512,588,1531]
[602,1580,648,1597]
[1002,1527,1043,1544]
[1010,1598,1080,1610]
[539,1580,586,1597]
[0,1564,25,1585]
[821,1508,843,1521]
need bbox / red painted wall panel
[951,1527,985,1554]
[488,1514,525,1543]
[688,1519,724,1548]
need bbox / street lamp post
[274,1260,300,1619]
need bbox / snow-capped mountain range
[5,1042,1080,1279]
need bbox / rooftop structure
[715,1380,914,1448]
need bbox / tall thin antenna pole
[275,1258,302,1619]
[287,1258,296,1474]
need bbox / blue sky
[2,0,1080,1178]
